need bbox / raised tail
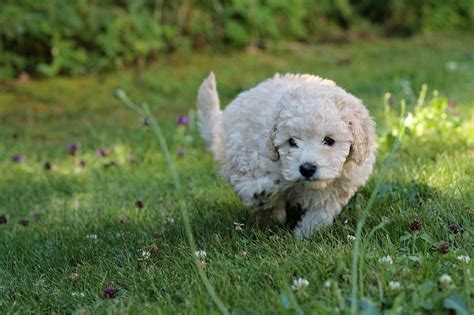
[197,72,222,146]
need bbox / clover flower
[195,250,207,259]
[379,255,393,265]
[389,281,401,290]
[291,278,309,290]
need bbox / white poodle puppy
[197,73,376,238]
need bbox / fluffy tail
[197,72,221,146]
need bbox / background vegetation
[1,0,473,77]
[0,1,473,313]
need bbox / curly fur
[197,73,376,238]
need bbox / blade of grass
[349,102,407,314]
[115,89,230,315]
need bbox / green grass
[0,33,473,314]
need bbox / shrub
[1,0,472,77]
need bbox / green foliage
[1,0,473,77]
[381,85,471,151]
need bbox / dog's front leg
[231,175,286,223]
[293,202,341,239]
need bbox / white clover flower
[86,234,98,240]
[324,280,332,288]
[141,250,151,260]
[71,292,85,298]
[439,274,453,286]
[291,277,309,290]
[195,250,207,259]
[379,255,393,265]
[457,255,470,263]
[445,61,458,71]
[389,281,401,290]
[347,235,356,241]
[233,222,245,231]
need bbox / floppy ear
[267,122,280,162]
[336,96,376,165]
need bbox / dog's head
[269,85,375,187]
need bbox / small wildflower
[118,216,127,224]
[439,274,454,289]
[0,214,7,224]
[86,234,98,240]
[445,61,458,71]
[389,281,401,290]
[103,286,117,299]
[379,255,393,265]
[457,255,470,263]
[79,159,86,167]
[68,143,79,156]
[140,250,151,260]
[177,115,189,125]
[18,219,29,227]
[33,212,41,222]
[97,147,111,157]
[324,280,332,288]
[438,241,450,254]
[234,222,245,231]
[166,217,175,224]
[195,250,207,259]
[177,147,186,158]
[69,272,80,282]
[448,224,463,234]
[135,199,144,209]
[44,161,52,170]
[347,235,356,241]
[148,244,160,256]
[12,154,24,163]
[71,292,85,298]
[408,218,423,231]
[291,278,309,290]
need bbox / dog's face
[272,88,355,185]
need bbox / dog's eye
[288,138,298,148]
[323,136,335,146]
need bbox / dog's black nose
[299,163,317,178]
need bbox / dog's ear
[267,122,280,162]
[337,96,375,165]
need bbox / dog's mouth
[302,178,334,190]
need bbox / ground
[0,34,473,314]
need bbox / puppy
[197,73,376,238]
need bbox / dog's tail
[197,72,222,146]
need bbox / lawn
[0,33,473,314]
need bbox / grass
[0,33,473,314]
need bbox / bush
[1,0,473,77]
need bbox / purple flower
[103,286,117,299]
[12,154,24,163]
[44,161,52,170]
[68,143,79,156]
[177,115,189,126]
[97,148,111,157]
[79,159,86,167]
[177,147,185,158]
[135,200,144,209]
